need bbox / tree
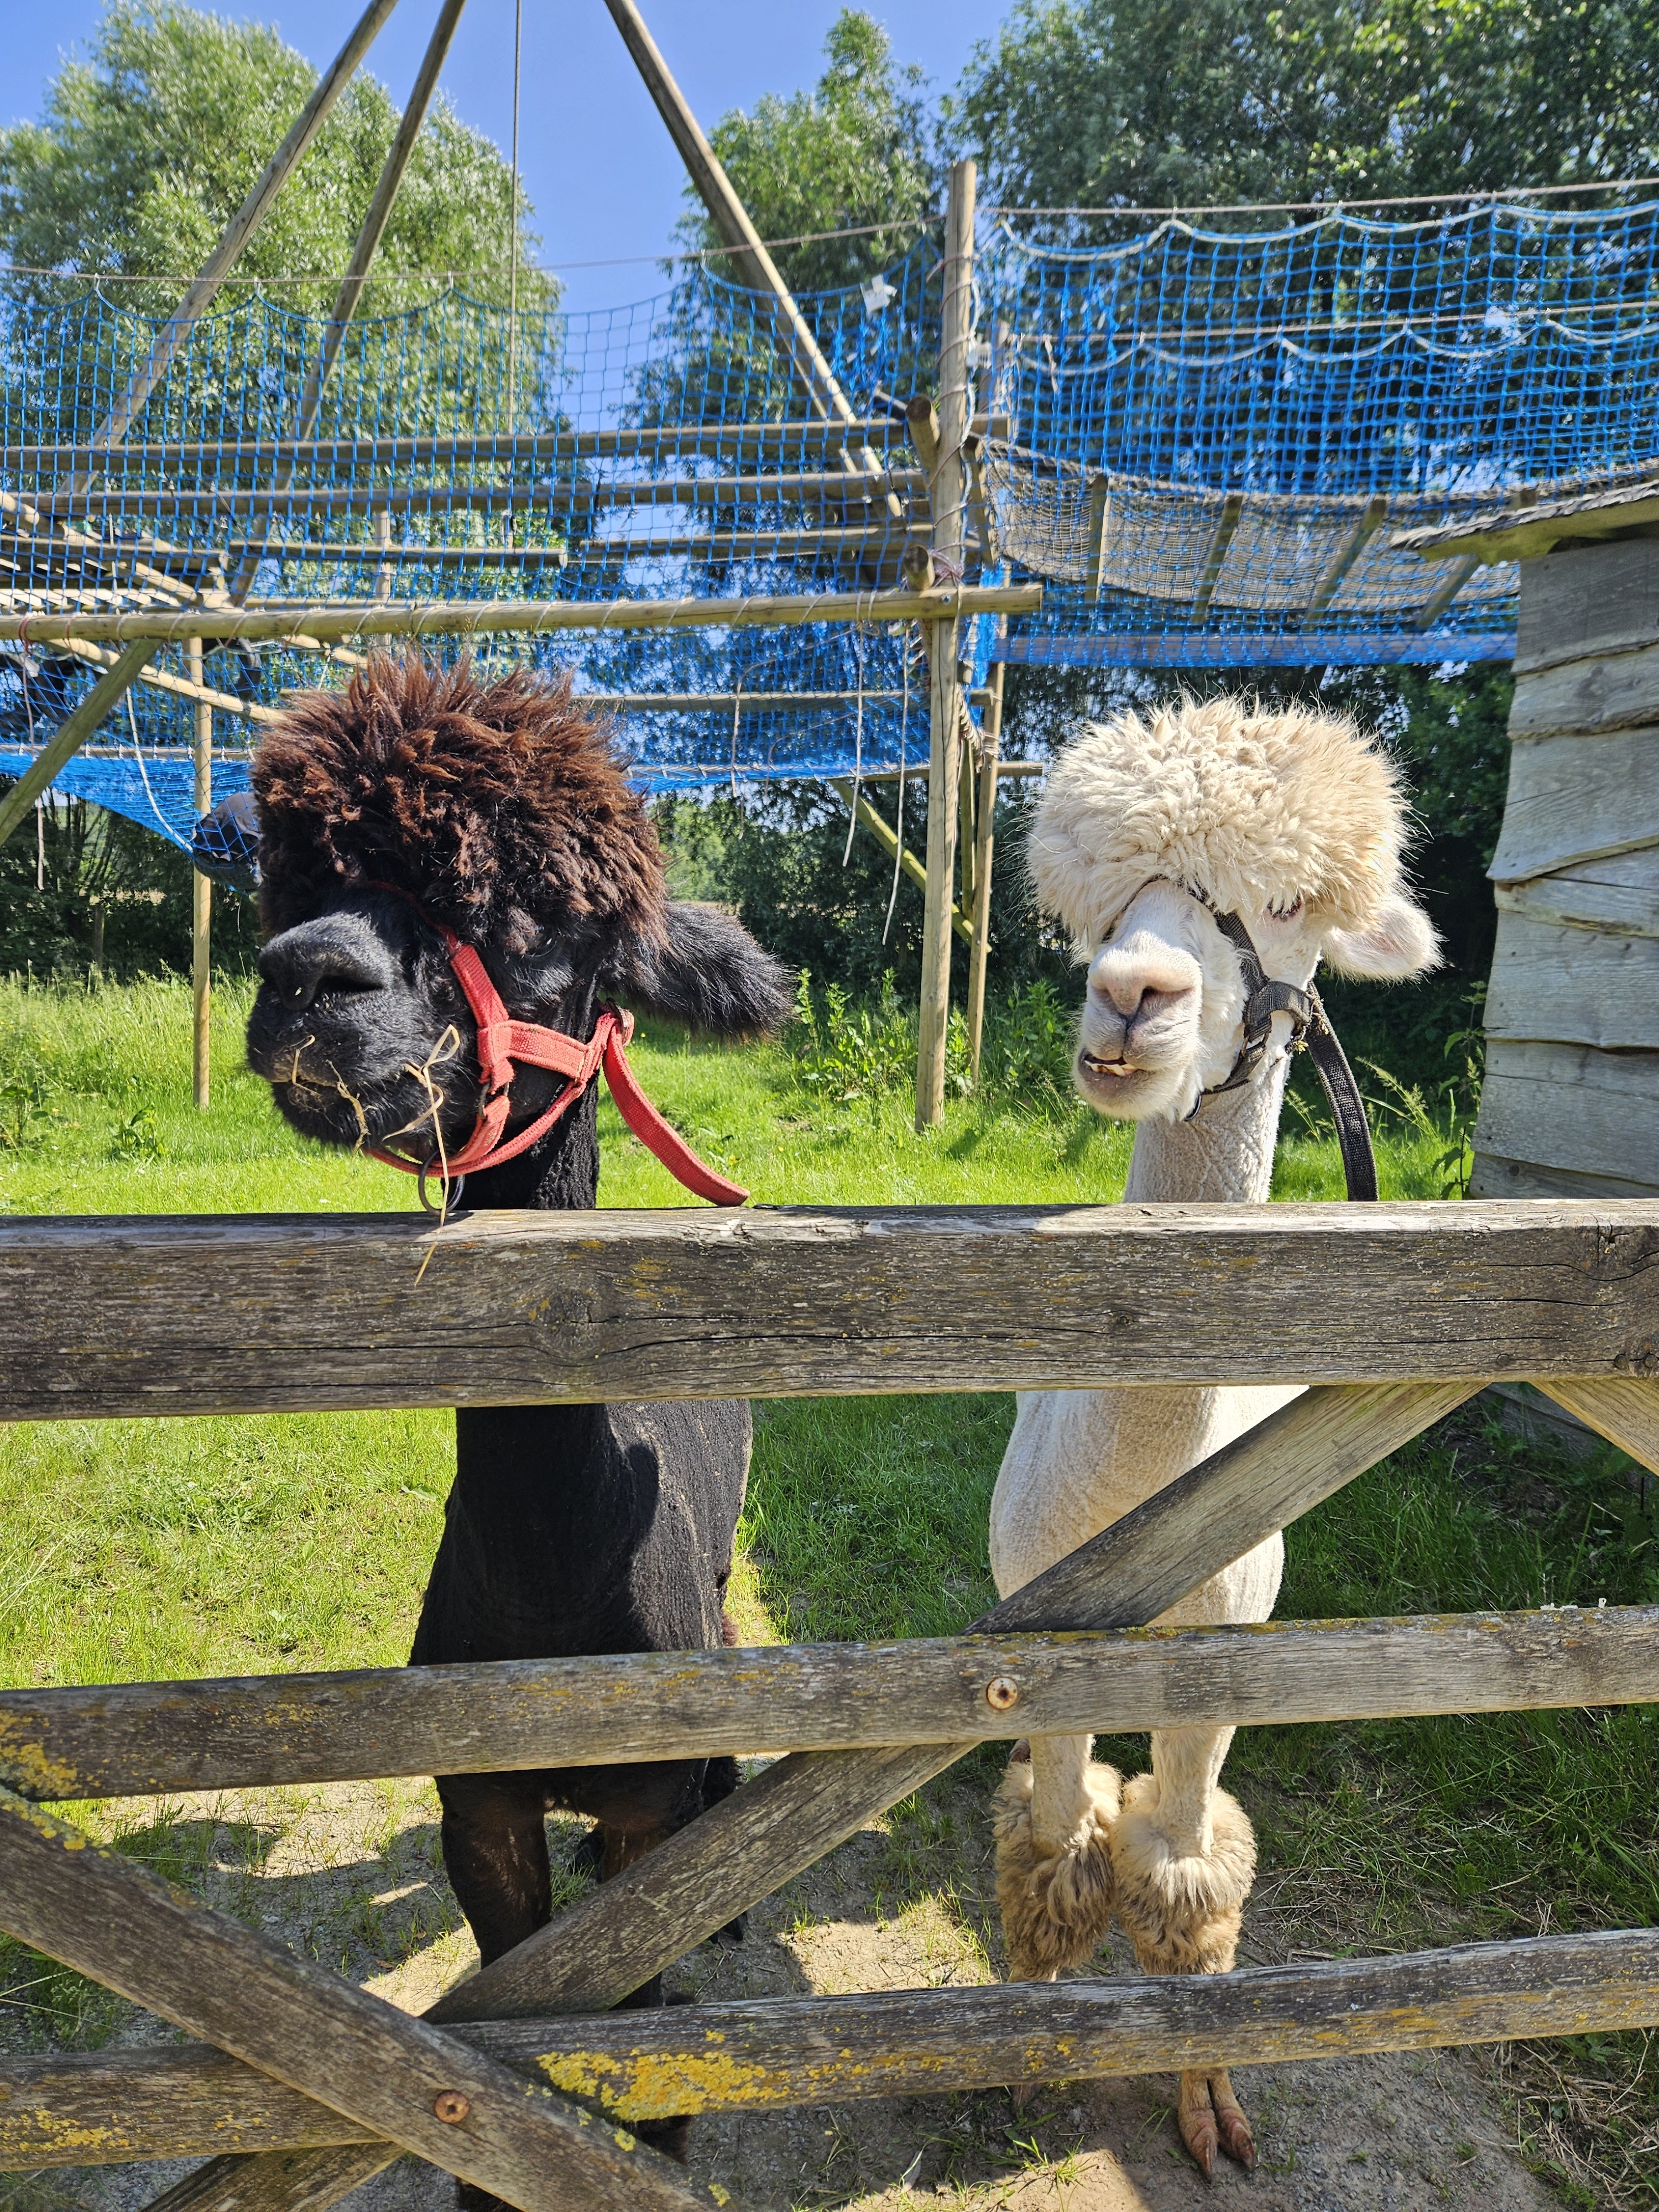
[952,0,1659,226]
[0,1,547,316]
[672,11,939,295]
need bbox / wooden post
[914,158,976,1130]
[601,0,897,513]
[230,0,466,603]
[967,660,1004,1083]
[298,0,465,433]
[187,640,212,1111]
[69,0,400,488]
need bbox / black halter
[1183,890,1378,1203]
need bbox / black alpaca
[243,659,789,2029]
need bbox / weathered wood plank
[1536,1378,1659,1475]
[2,1207,1654,1423]
[1470,1152,1659,1202]
[1483,912,1659,1052]
[153,1379,1478,2212]
[4,1602,1650,1802]
[1488,729,1659,882]
[1516,538,1659,674]
[1496,846,1659,938]
[1395,479,1659,565]
[0,1788,716,2212]
[6,1938,1655,2159]
[6,1931,1655,2161]
[1509,640,1659,740]
[1473,1041,1659,1189]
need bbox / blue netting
[979,200,1659,667]
[4,197,1659,846]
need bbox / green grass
[2,975,1656,2200]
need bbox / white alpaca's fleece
[1028,696,1410,948]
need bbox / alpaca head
[1027,697,1439,1124]
[245,655,789,1173]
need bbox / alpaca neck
[1123,1052,1290,1206]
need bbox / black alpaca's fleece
[244,659,789,2090]
[407,1086,749,1968]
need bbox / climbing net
[3,193,1658,841]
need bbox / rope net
[3,196,1658,841]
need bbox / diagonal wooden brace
[0,1788,718,2212]
[144,1376,1484,2212]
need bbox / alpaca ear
[603,901,793,1038]
[1321,891,1441,980]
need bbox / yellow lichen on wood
[535,2042,956,2118]
[0,1725,82,1801]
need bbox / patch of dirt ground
[0,1764,1571,2212]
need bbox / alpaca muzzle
[365,886,748,1212]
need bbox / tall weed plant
[787,970,1079,1117]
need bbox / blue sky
[7,2,1010,316]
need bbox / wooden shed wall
[1472,534,1659,1198]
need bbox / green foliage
[786,967,1078,1116]
[674,10,940,293]
[952,0,1659,220]
[0,1,548,315]
[655,783,1072,1007]
[0,788,257,980]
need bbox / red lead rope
[366,905,747,1207]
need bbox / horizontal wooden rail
[0,583,1040,648]
[2,1932,1654,2163]
[2,1607,1652,1801]
[3,1202,1657,1420]
[0,420,1012,468]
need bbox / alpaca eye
[1267,897,1303,922]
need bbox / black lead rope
[1193,901,1379,1203]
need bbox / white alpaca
[989,697,1438,2175]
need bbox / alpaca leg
[1110,1726,1258,2176]
[995,1734,1121,1983]
[434,1770,552,1965]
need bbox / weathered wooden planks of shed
[1404,493,1659,1198]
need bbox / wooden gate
[3,1199,1659,2212]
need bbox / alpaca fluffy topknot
[1028,697,1412,948]
[253,655,666,948]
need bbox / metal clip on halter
[1190,898,1378,1203]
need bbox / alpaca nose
[257,919,393,1010]
[1096,975,1158,1020]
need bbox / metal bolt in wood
[985,1677,1020,1711]
[431,2091,470,2124]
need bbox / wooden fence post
[967,661,1003,1083]
[187,639,211,1110]
[915,156,976,1130]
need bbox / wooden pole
[602,0,849,423]
[295,0,466,440]
[600,0,899,513]
[187,639,212,1111]
[70,0,401,487]
[231,0,467,602]
[914,157,976,1131]
[0,643,160,849]
[967,659,1003,1083]
[0,582,1042,649]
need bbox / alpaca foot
[1177,2068,1255,2176]
[994,1754,1120,1981]
[1109,1774,1255,1978]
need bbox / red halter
[364,891,747,1209]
